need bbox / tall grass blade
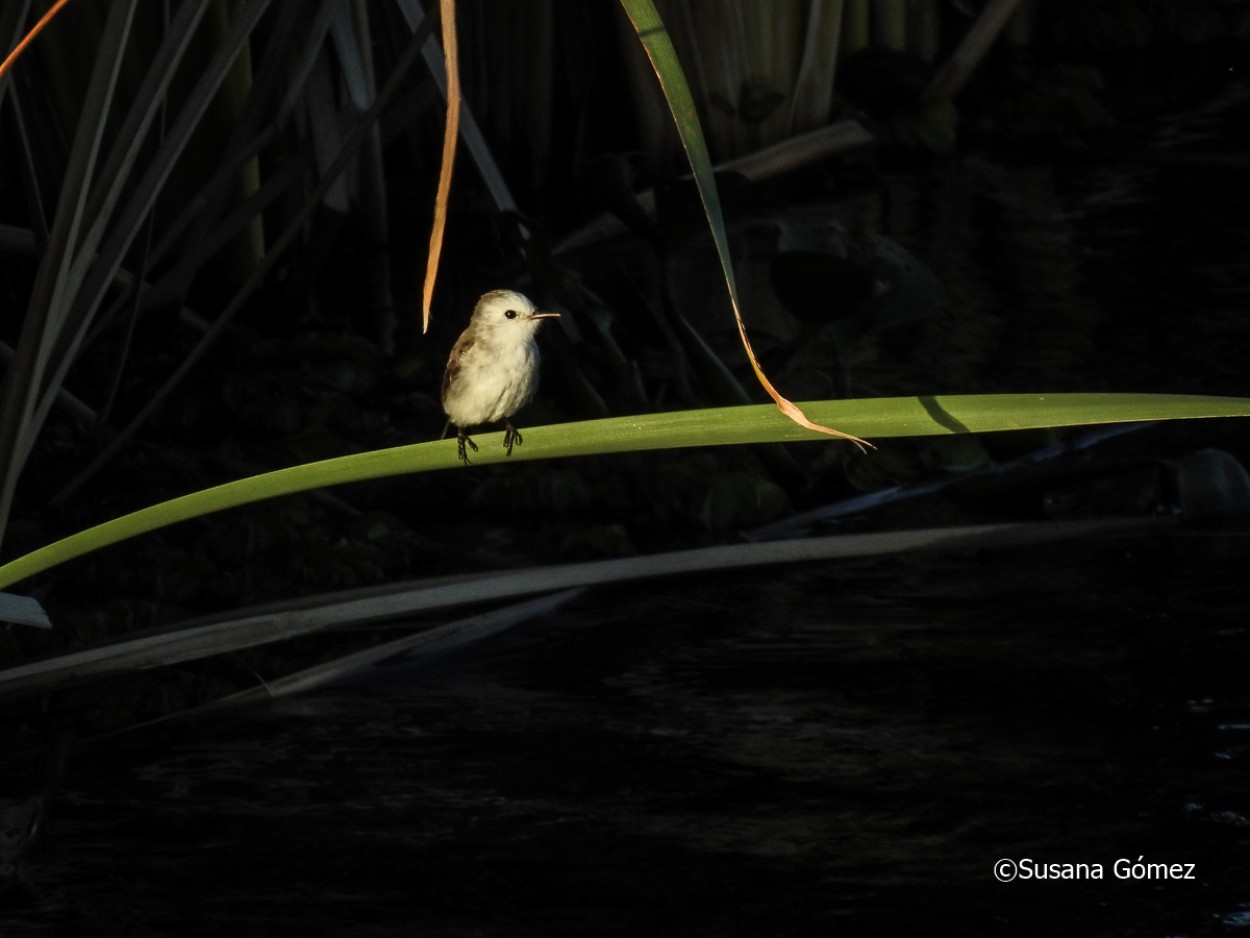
[186,589,585,709]
[136,0,337,310]
[0,516,1171,701]
[926,0,1028,102]
[5,90,52,247]
[788,0,844,131]
[844,0,870,54]
[874,0,908,50]
[619,0,869,448]
[0,0,138,549]
[72,0,216,279]
[47,10,431,508]
[36,0,269,442]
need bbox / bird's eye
[504,309,518,319]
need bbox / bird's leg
[456,428,479,465]
[503,423,523,456]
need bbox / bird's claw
[503,423,523,456]
[456,431,479,466]
[454,426,522,464]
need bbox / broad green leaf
[0,392,1247,590]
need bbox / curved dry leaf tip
[732,300,872,451]
[777,397,873,452]
[422,0,462,335]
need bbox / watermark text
[994,857,1197,883]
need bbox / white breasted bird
[441,289,560,465]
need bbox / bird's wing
[441,332,475,405]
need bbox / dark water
[5,529,1250,937]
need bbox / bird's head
[469,290,560,344]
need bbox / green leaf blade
[1,393,1248,591]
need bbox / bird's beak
[530,310,561,320]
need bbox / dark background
[2,1,1250,934]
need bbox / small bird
[441,290,560,465]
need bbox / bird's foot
[503,423,523,456]
[456,430,479,466]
